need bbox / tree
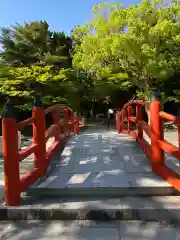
[72,0,180,111]
[0,21,72,67]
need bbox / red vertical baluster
[150,100,164,169]
[127,106,132,133]
[52,108,60,141]
[2,98,20,206]
[32,96,46,175]
[136,104,143,143]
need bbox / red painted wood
[153,165,180,192]
[52,109,61,141]
[2,118,20,206]
[18,143,37,162]
[20,168,40,192]
[17,117,35,129]
[46,140,60,164]
[159,140,180,160]
[45,124,58,142]
[139,120,151,137]
[150,101,164,167]
[32,107,46,175]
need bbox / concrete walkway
[0,220,180,239]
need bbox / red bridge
[1,96,180,220]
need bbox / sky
[0,0,141,35]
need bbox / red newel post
[122,109,126,131]
[32,95,46,175]
[71,112,74,135]
[136,105,143,142]
[74,112,80,134]
[69,110,73,135]
[178,109,180,150]
[150,90,164,168]
[116,110,121,133]
[52,108,60,141]
[64,107,69,137]
[2,98,20,206]
[127,106,132,133]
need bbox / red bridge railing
[2,97,83,206]
[116,99,180,191]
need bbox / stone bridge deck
[28,125,178,197]
[1,125,180,222]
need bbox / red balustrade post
[116,110,121,133]
[136,105,143,142]
[119,112,123,132]
[32,96,46,175]
[178,110,180,150]
[116,111,119,133]
[52,108,60,141]
[122,109,126,131]
[64,107,69,137]
[69,110,73,135]
[150,96,164,168]
[2,98,20,206]
[74,113,80,134]
[178,124,180,151]
[71,112,75,135]
[127,106,132,133]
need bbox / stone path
[29,126,177,197]
[0,220,180,239]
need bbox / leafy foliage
[0,1,179,116]
[73,0,180,102]
[0,21,72,67]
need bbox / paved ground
[0,220,180,239]
[0,125,179,237]
[29,125,178,197]
[0,124,179,211]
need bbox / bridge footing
[1,196,180,222]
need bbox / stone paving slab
[1,196,180,221]
[29,129,176,197]
[0,220,180,240]
[28,172,174,197]
[120,221,180,240]
[120,196,180,221]
[0,126,179,207]
[0,220,120,240]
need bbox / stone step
[1,196,180,222]
[1,220,180,240]
[26,170,179,197]
[27,185,178,198]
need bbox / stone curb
[1,196,180,222]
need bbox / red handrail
[116,99,180,191]
[17,117,35,129]
[2,103,81,206]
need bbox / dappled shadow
[28,124,175,197]
[1,124,180,239]
[1,204,180,239]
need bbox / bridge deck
[29,125,177,197]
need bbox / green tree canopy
[0,21,72,67]
[73,0,180,102]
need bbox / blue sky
[0,0,141,35]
